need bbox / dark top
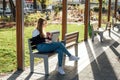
[31,34,51,45]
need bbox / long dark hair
[36,18,46,38]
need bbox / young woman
[32,18,79,75]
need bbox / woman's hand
[45,39,52,43]
[46,32,52,39]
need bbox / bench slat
[65,31,79,47]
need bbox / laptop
[50,30,60,42]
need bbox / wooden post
[16,0,24,70]
[108,0,111,22]
[84,0,89,41]
[98,0,102,28]
[114,0,118,18]
[62,0,67,40]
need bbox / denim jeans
[37,42,71,67]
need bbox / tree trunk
[33,0,37,12]
[9,0,16,21]
[3,0,6,16]
[41,0,46,12]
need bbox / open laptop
[50,30,60,42]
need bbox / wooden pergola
[16,0,118,70]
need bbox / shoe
[69,55,79,61]
[58,67,65,75]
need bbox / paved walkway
[0,29,120,80]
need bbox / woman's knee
[52,42,63,46]
[57,42,64,46]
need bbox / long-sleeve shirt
[31,29,49,45]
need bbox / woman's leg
[37,43,60,52]
[37,43,65,74]
[51,42,72,57]
[36,42,79,75]
[37,43,64,67]
[37,42,71,57]
[51,42,79,61]
[55,49,65,75]
[56,49,64,67]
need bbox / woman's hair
[36,18,46,38]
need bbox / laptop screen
[50,30,60,42]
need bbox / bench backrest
[28,38,37,53]
[64,31,79,48]
[91,22,111,31]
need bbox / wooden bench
[62,31,79,65]
[91,22,111,42]
[28,31,79,75]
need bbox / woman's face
[42,21,47,28]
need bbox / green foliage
[0,16,11,22]
[93,7,99,12]
[88,23,92,38]
[67,24,84,41]
[39,0,52,10]
[53,4,62,17]
[24,13,42,26]
[93,7,107,13]
[0,28,16,73]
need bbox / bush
[0,16,11,22]
[24,13,43,26]
[94,7,99,12]
[93,7,107,13]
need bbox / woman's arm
[31,35,46,45]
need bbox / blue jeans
[37,42,71,67]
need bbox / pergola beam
[98,0,102,28]
[114,0,118,18]
[16,0,24,70]
[84,0,89,41]
[108,0,111,22]
[62,0,67,40]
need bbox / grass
[0,28,16,73]
[0,23,84,74]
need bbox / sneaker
[69,55,79,61]
[58,67,65,75]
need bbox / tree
[37,0,52,11]
[9,0,16,21]
[33,0,37,11]
[41,0,46,10]
[3,0,6,16]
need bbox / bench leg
[62,54,66,66]
[118,25,120,31]
[44,56,49,75]
[30,54,34,73]
[108,29,111,37]
[75,44,78,56]
[112,25,115,30]
[92,31,95,42]
[99,32,103,42]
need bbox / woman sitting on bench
[32,18,79,75]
